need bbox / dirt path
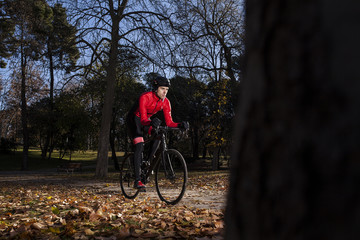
[0,170,228,210]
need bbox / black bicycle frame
[143,132,163,179]
[143,128,176,180]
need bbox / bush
[0,138,17,154]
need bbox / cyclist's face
[156,86,169,100]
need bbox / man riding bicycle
[126,74,189,190]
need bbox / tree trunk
[95,0,128,178]
[43,47,55,159]
[95,70,117,178]
[20,40,28,171]
[192,126,199,160]
[225,0,360,239]
[95,24,120,178]
[109,121,120,171]
[212,147,220,170]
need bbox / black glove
[151,117,162,128]
[178,121,189,131]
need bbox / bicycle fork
[160,135,176,180]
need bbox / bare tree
[164,0,244,83]
[226,0,360,239]
[157,0,244,169]
[70,0,180,177]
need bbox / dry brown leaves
[0,171,228,239]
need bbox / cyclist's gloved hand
[178,121,189,131]
[151,117,162,128]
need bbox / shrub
[0,138,17,154]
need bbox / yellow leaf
[49,227,61,234]
[84,228,95,235]
[51,206,60,215]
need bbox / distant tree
[0,1,16,68]
[29,92,91,159]
[226,0,360,239]
[6,62,48,145]
[52,92,91,158]
[164,0,244,83]
[4,0,52,170]
[39,3,79,159]
[206,77,233,170]
[167,75,207,160]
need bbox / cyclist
[126,74,189,190]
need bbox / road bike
[119,126,188,205]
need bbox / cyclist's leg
[129,116,145,189]
[133,139,144,186]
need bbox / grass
[0,148,124,172]
[0,148,229,173]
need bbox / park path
[0,170,228,239]
[0,170,228,211]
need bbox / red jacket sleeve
[163,99,179,128]
[139,94,151,126]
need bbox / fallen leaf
[51,206,60,215]
[31,222,46,230]
[84,228,95,235]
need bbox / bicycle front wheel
[120,153,139,199]
[155,149,188,205]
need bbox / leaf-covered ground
[0,171,228,239]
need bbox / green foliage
[164,76,208,159]
[206,78,232,148]
[168,75,208,122]
[52,92,92,154]
[0,15,15,68]
[48,3,79,72]
[28,92,93,155]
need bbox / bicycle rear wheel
[120,153,139,199]
[155,149,187,205]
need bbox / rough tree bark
[226,0,360,239]
[95,0,127,178]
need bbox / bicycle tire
[119,153,139,199]
[155,149,187,205]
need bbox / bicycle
[119,126,188,205]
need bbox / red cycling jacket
[134,91,179,128]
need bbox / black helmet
[153,76,170,89]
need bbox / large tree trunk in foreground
[226,0,360,239]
